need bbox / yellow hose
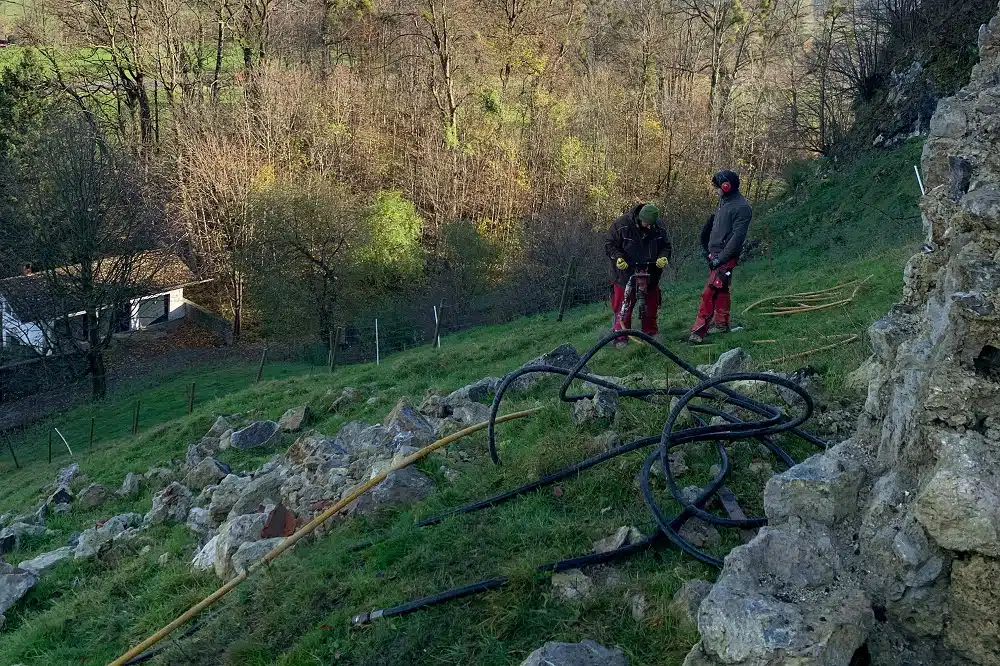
[108,407,542,666]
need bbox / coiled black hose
[351,329,826,623]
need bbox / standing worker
[605,202,672,343]
[688,170,752,344]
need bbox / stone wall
[685,6,1000,665]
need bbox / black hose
[351,329,826,622]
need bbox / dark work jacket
[604,205,672,287]
[705,192,753,263]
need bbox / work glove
[616,257,629,270]
[655,257,668,269]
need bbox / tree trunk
[86,310,107,401]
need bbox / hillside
[0,143,925,666]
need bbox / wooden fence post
[375,319,380,365]
[5,438,18,469]
[90,417,95,447]
[557,256,576,322]
[328,329,335,373]
[48,430,52,463]
[132,401,141,435]
[256,348,268,384]
[188,382,196,415]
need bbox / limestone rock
[157,552,172,567]
[183,458,230,491]
[629,592,648,622]
[571,389,618,425]
[0,562,37,618]
[186,507,214,543]
[145,482,194,526]
[697,582,873,666]
[551,569,594,601]
[227,471,284,520]
[77,483,109,511]
[208,474,252,523]
[703,348,751,378]
[593,526,644,554]
[230,421,280,451]
[192,535,219,571]
[214,512,268,580]
[672,579,714,626]
[55,463,81,486]
[231,537,284,575]
[0,523,49,555]
[383,398,437,449]
[117,473,141,499]
[349,467,434,515]
[47,485,73,507]
[519,640,628,666]
[763,453,861,526]
[445,377,500,403]
[678,519,722,550]
[144,467,178,491]
[329,387,361,413]
[17,547,73,577]
[846,356,878,394]
[946,555,1000,665]
[74,513,142,560]
[279,406,311,433]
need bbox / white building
[0,252,207,356]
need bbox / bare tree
[0,112,171,399]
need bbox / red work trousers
[692,259,738,337]
[611,282,660,336]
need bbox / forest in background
[0,0,994,398]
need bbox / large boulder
[183,458,230,491]
[208,474,252,523]
[671,579,714,627]
[519,640,628,666]
[17,547,73,577]
[348,467,434,516]
[230,421,280,451]
[279,406,311,433]
[144,482,194,526]
[144,467,179,491]
[77,484,109,511]
[946,555,1000,664]
[445,377,501,404]
[763,450,863,526]
[214,512,268,580]
[0,562,37,619]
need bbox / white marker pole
[54,428,74,458]
[375,319,380,365]
[914,165,926,196]
[433,305,440,348]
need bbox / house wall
[167,288,185,321]
[1,296,47,352]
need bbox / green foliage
[0,50,49,160]
[481,88,503,116]
[360,190,425,283]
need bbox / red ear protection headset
[712,171,733,194]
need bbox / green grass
[0,144,925,665]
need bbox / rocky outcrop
[0,562,37,626]
[686,10,1000,665]
[230,421,280,451]
[144,482,194,526]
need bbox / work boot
[707,324,730,335]
[687,333,704,345]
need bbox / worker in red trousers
[688,170,752,344]
[605,202,672,344]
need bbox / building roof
[0,251,204,323]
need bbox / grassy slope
[0,141,925,666]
